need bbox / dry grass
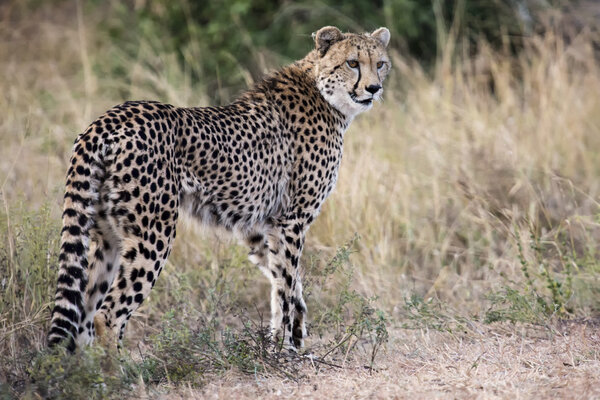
[158,322,600,399]
[1,2,600,399]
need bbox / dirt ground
[136,321,600,399]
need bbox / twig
[320,332,353,359]
[303,354,342,369]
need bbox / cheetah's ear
[313,26,344,56]
[371,27,390,48]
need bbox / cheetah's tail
[47,130,105,351]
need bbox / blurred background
[1,0,600,394]
[5,0,598,103]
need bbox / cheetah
[48,26,391,352]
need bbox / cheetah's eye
[347,60,359,69]
[377,61,385,69]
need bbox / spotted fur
[48,26,391,352]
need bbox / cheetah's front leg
[246,222,308,350]
[267,221,308,350]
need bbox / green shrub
[84,0,563,103]
[485,223,579,324]
[26,345,135,400]
[308,235,389,368]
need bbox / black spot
[60,289,83,309]
[115,308,128,318]
[57,274,74,287]
[78,214,88,226]
[52,305,78,323]
[67,225,81,235]
[130,268,138,281]
[62,241,85,256]
[124,248,137,261]
[63,208,77,217]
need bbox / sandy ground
[135,321,600,399]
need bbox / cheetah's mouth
[349,93,373,106]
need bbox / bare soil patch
[149,321,600,399]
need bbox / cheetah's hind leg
[93,213,177,348]
[77,212,121,347]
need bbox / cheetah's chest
[288,129,345,215]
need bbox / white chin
[359,101,373,111]
[322,92,371,118]
[348,99,372,115]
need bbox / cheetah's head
[313,26,391,119]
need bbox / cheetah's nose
[365,84,381,94]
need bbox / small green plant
[400,294,470,333]
[26,344,136,399]
[309,235,389,368]
[136,310,303,386]
[138,311,204,385]
[0,200,63,396]
[519,226,573,315]
[0,200,60,323]
[484,286,548,324]
[485,224,576,324]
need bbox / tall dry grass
[2,2,600,316]
[313,30,600,314]
[1,3,600,396]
